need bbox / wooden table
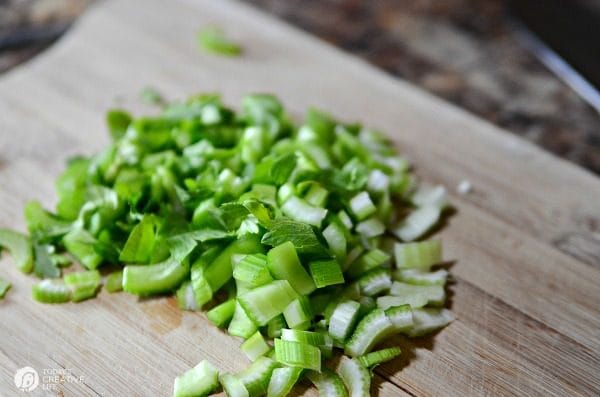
[0,0,598,395]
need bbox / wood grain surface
[0,0,598,395]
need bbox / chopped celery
[309,260,344,288]
[307,370,348,397]
[357,269,392,296]
[394,240,442,269]
[238,280,298,326]
[345,309,395,357]
[32,280,71,304]
[404,308,455,337]
[339,358,371,397]
[267,242,315,295]
[241,331,271,362]
[393,206,441,242]
[328,300,362,343]
[207,298,236,328]
[173,360,219,397]
[0,278,12,299]
[358,347,402,368]
[274,338,321,371]
[394,268,448,286]
[237,357,278,397]
[105,270,123,293]
[228,301,258,338]
[281,196,328,228]
[283,297,313,330]
[267,367,303,397]
[0,229,33,273]
[64,270,101,302]
[220,373,249,397]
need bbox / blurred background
[1,0,599,174]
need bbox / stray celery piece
[267,242,316,295]
[105,271,123,293]
[274,338,321,371]
[207,298,236,328]
[64,270,101,302]
[328,300,361,343]
[241,331,271,361]
[197,27,242,56]
[308,260,344,288]
[173,360,219,397]
[32,280,71,304]
[0,229,33,273]
[358,347,402,368]
[403,308,454,337]
[0,278,12,298]
[394,206,441,242]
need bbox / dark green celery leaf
[219,203,250,231]
[106,109,132,140]
[119,215,158,263]
[261,218,325,254]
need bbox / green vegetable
[173,360,219,397]
[197,27,242,56]
[0,278,12,299]
[274,338,321,371]
[0,229,33,273]
[3,93,456,395]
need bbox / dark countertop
[1,0,599,175]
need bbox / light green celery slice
[32,279,71,303]
[367,169,390,192]
[220,373,249,397]
[283,297,313,330]
[267,367,303,397]
[274,339,321,371]
[345,308,395,357]
[328,300,361,343]
[346,249,390,279]
[281,196,327,227]
[338,358,371,397]
[357,269,391,296]
[233,254,272,288]
[343,246,364,272]
[384,304,414,331]
[207,298,236,328]
[64,270,101,302]
[322,222,347,262]
[173,360,219,397]
[404,308,454,337]
[267,315,286,338]
[267,242,315,295]
[309,260,344,288]
[281,329,333,358]
[176,281,197,311]
[357,347,402,368]
[348,192,376,221]
[394,240,442,269]
[355,218,385,238]
[238,280,298,326]
[241,331,271,362]
[307,370,348,397]
[228,301,258,338]
[123,258,189,296]
[394,268,448,286]
[105,270,123,293]
[0,278,11,299]
[386,281,445,307]
[0,229,33,273]
[393,206,441,242]
[411,185,448,208]
[237,356,278,397]
[337,210,353,230]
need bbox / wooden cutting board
[0,0,598,395]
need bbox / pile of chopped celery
[0,93,453,396]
